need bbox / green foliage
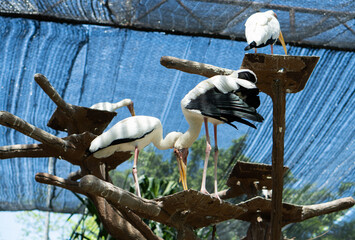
[131,175,179,239]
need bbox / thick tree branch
[67,169,85,181]
[35,172,86,195]
[114,205,163,240]
[0,144,52,159]
[34,73,75,116]
[160,56,234,78]
[79,175,162,217]
[216,188,245,200]
[0,111,73,150]
[301,197,355,222]
[89,195,148,240]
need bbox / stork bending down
[90,98,135,116]
[177,69,264,198]
[89,116,182,197]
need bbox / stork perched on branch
[90,98,135,116]
[245,10,287,55]
[175,69,264,198]
[89,115,183,197]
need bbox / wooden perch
[301,197,355,222]
[34,73,75,116]
[0,144,50,159]
[160,56,234,78]
[80,175,162,217]
[35,172,86,195]
[0,113,130,168]
[0,111,73,149]
[225,161,289,198]
[34,73,117,135]
[235,196,355,226]
[79,175,248,229]
[35,173,160,240]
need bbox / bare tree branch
[0,144,52,159]
[0,111,73,150]
[79,175,162,217]
[89,195,148,239]
[34,73,75,116]
[301,197,355,222]
[115,205,163,240]
[35,172,86,195]
[160,56,234,78]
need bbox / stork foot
[200,187,210,195]
[213,193,222,203]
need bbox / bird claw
[213,193,223,203]
[200,188,210,195]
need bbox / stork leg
[254,48,257,54]
[213,124,221,201]
[201,117,211,194]
[132,147,141,197]
[271,45,274,54]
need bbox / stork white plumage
[174,69,264,198]
[90,98,135,116]
[245,10,287,55]
[89,116,183,197]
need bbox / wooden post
[270,79,286,239]
[241,53,319,239]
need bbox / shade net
[0,0,354,50]
[0,0,354,235]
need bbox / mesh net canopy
[0,0,354,50]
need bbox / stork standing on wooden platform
[90,98,135,116]
[175,69,264,198]
[244,10,287,55]
[89,116,183,197]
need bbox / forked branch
[0,111,73,150]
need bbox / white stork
[90,98,135,116]
[89,115,183,197]
[245,10,287,55]
[175,69,264,198]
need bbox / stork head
[266,10,277,19]
[236,69,258,84]
[122,99,135,116]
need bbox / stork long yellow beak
[174,148,188,190]
[177,158,187,190]
[278,31,287,55]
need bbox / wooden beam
[270,79,286,240]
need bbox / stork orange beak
[128,103,135,116]
[278,31,287,55]
[174,148,188,190]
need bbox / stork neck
[153,131,182,150]
[175,116,203,149]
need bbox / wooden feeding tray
[48,106,116,136]
[241,53,319,96]
[226,161,289,196]
[34,74,116,135]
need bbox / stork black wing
[185,88,264,129]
